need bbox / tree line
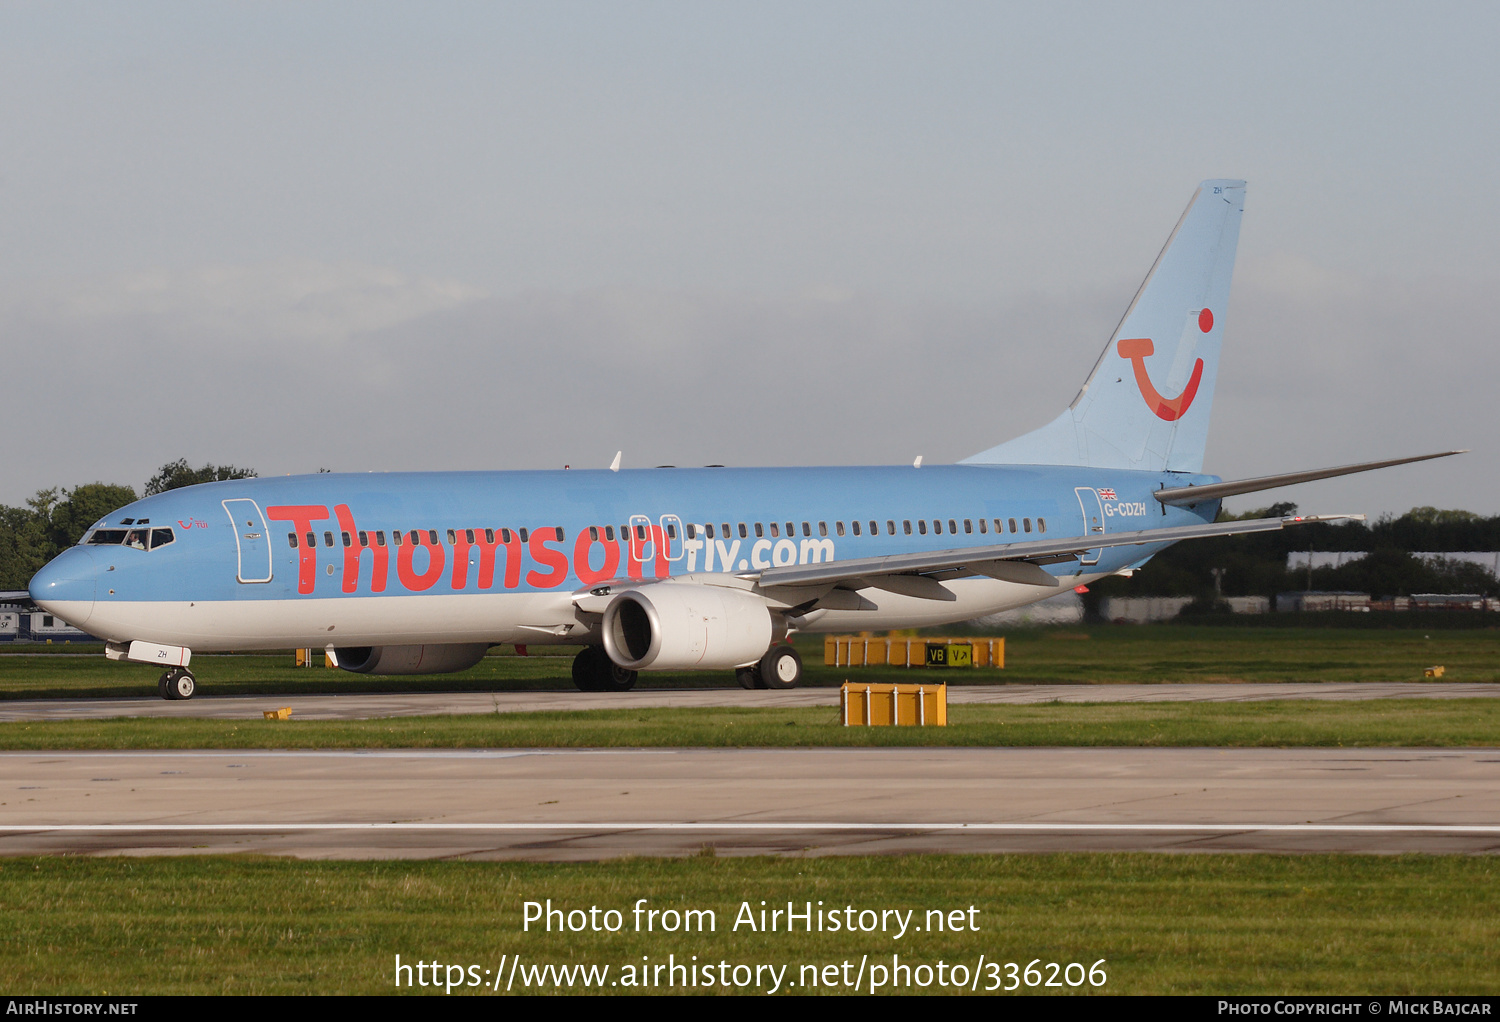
[1089,503,1500,607]
[0,461,254,591]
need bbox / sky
[2,1,1495,518]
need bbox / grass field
[2,698,1499,749]
[3,854,1496,995]
[3,625,1499,699]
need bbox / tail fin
[963,179,1245,473]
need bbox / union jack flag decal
[1098,488,1117,500]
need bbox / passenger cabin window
[519,528,529,542]
[428,530,440,545]
[754,523,764,538]
[1023,518,1032,533]
[818,521,828,537]
[737,523,747,539]
[286,532,297,548]
[359,531,369,547]
[836,522,845,537]
[722,523,731,539]
[918,520,927,535]
[870,521,879,536]
[801,522,810,537]
[686,524,697,540]
[932,519,941,534]
[305,531,316,548]
[447,530,457,545]
[465,529,475,544]
[604,526,614,541]
[949,519,958,534]
[785,522,794,536]
[554,527,564,542]
[341,532,352,547]
[770,523,780,538]
[589,526,599,542]
[500,529,512,543]
[851,521,860,536]
[888,520,896,535]
[964,519,973,534]
[375,531,386,547]
[1008,518,1018,533]
[1038,518,1047,533]
[903,520,912,535]
[978,519,987,534]
[324,532,334,548]
[705,523,715,539]
[393,531,403,546]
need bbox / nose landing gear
[158,668,196,700]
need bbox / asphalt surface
[3,682,1498,721]
[3,747,1498,858]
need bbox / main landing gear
[158,668,196,700]
[735,644,803,690]
[572,646,638,692]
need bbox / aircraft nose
[29,547,97,627]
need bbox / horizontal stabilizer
[1155,451,1466,506]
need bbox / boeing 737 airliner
[28,180,1458,698]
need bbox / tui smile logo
[1116,308,1213,421]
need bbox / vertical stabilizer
[962,180,1245,473]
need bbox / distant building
[0,597,97,642]
[1099,596,1195,623]
[1288,551,1500,574]
[1408,594,1492,611]
[1275,591,1371,613]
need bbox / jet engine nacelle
[332,643,490,675]
[602,583,773,671]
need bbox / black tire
[758,645,802,690]
[573,646,637,693]
[163,669,195,700]
[158,673,171,700]
[734,666,759,690]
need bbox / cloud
[8,259,485,347]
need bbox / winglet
[609,451,621,473]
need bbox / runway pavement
[3,681,1498,721]
[3,747,1498,858]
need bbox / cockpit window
[86,527,176,551]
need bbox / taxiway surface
[3,747,1498,858]
[3,682,1497,721]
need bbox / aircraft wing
[752,513,1361,592]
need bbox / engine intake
[331,643,489,675]
[602,583,773,671]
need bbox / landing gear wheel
[734,666,759,690]
[758,645,802,690]
[572,646,637,693]
[160,668,196,700]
